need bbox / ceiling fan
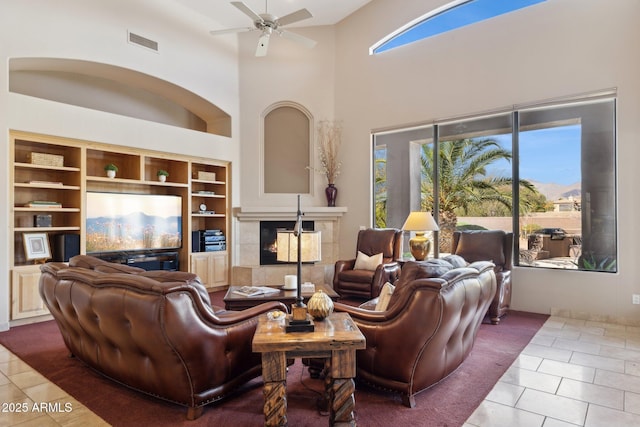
[210,1,317,57]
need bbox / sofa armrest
[214,301,288,325]
[334,302,392,322]
[370,262,401,297]
[333,258,356,287]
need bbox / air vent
[128,31,159,52]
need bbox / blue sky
[373,0,546,54]
[489,125,581,185]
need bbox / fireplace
[260,220,314,265]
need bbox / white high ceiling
[174,0,372,30]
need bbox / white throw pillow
[375,282,395,311]
[354,251,383,271]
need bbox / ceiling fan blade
[279,29,317,49]
[231,1,264,23]
[255,32,270,57]
[276,8,312,27]
[209,27,254,36]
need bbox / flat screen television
[86,192,182,254]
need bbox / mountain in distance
[86,211,181,238]
[531,181,581,202]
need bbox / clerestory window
[370,0,546,55]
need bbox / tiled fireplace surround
[232,206,348,286]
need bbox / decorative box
[197,171,216,181]
[34,214,53,227]
[27,152,64,167]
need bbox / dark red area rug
[0,296,547,427]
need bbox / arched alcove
[262,102,313,194]
[9,57,231,136]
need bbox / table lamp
[276,195,321,332]
[402,211,439,261]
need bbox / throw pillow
[354,251,383,271]
[375,282,395,311]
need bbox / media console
[94,251,180,271]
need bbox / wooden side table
[252,312,365,426]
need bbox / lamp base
[286,303,315,332]
[409,232,431,261]
[285,316,315,333]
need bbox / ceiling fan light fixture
[211,1,316,57]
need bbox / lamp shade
[276,230,322,263]
[402,211,439,232]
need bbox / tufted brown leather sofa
[451,230,513,324]
[334,259,496,407]
[39,255,287,420]
[333,228,403,299]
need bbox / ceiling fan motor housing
[256,13,277,31]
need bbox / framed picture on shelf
[23,232,51,261]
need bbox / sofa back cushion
[356,228,400,263]
[388,259,453,309]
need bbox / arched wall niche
[262,101,313,194]
[8,57,231,136]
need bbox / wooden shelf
[191,179,226,185]
[191,213,226,218]
[14,183,81,190]
[15,162,81,172]
[15,226,81,233]
[14,207,80,212]
[191,193,225,198]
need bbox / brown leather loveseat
[39,255,287,419]
[334,259,496,407]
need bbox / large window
[373,96,617,272]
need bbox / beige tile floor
[1,315,640,426]
[466,316,640,427]
[0,344,108,426]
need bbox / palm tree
[374,152,387,228]
[421,138,536,252]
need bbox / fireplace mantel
[232,206,347,286]
[234,206,347,221]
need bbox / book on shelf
[24,201,63,208]
[233,286,280,297]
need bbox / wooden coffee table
[252,311,365,426]
[224,283,339,311]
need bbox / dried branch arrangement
[314,120,342,184]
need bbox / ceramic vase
[325,184,337,207]
[307,290,334,320]
[158,175,167,182]
[106,170,116,179]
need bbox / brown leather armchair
[39,255,287,420]
[333,228,403,299]
[450,230,513,324]
[334,259,497,407]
